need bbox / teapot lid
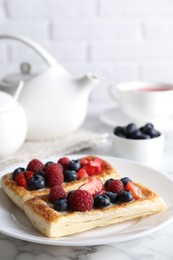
[0,63,35,88]
[0,91,18,112]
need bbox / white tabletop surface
[1,101,173,260]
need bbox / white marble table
[1,102,173,260]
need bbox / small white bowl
[111,132,165,166]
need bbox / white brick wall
[0,0,173,102]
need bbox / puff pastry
[24,182,166,238]
[1,155,119,211]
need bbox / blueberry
[45,161,54,167]
[34,171,46,178]
[117,190,133,202]
[64,170,78,182]
[120,177,132,187]
[54,198,68,212]
[148,128,161,138]
[94,194,111,208]
[67,190,75,200]
[105,191,118,203]
[131,129,143,139]
[68,160,81,171]
[132,130,150,139]
[104,178,113,189]
[28,175,45,190]
[126,123,137,134]
[144,123,154,131]
[12,167,25,180]
[113,126,126,138]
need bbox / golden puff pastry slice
[1,155,119,211]
[24,182,166,238]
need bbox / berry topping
[45,163,64,187]
[34,171,46,178]
[12,167,25,180]
[104,178,114,189]
[24,171,34,182]
[105,191,118,203]
[68,159,81,171]
[64,170,78,182]
[15,172,27,188]
[80,157,105,176]
[125,182,142,200]
[58,157,70,171]
[68,190,94,212]
[117,190,134,202]
[94,194,111,208]
[77,168,88,179]
[54,198,68,212]
[28,175,45,190]
[49,185,66,203]
[79,176,103,196]
[27,159,44,173]
[44,161,54,168]
[120,177,132,187]
[107,179,124,193]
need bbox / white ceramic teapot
[0,81,27,158]
[0,34,99,140]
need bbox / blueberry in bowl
[112,123,165,166]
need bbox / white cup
[109,81,173,122]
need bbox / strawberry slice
[25,171,34,181]
[78,168,89,179]
[125,182,142,200]
[83,165,103,176]
[15,172,27,188]
[79,176,103,196]
[89,160,101,167]
[80,158,89,166]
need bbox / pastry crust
[1,155,119,210]
[24,182,166,238]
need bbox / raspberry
[49,185,66,203]
[15,172,27,188]
[45,163,64,187]
[27,159,44,173]
[58,157,70,169]
[107,180,124,193]
[68,190,94,212]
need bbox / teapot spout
[77,73,99,89]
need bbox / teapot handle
[0,34,58,67]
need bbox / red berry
[68,190,93,212]
[58,157,70,169]
[48,185,66,203]
[15,172,27,188]
[80,157,105,175]
[24,171,34,183]
[45,163,64,187]
[107,180,124,193]
[81,157,104,176]
[77,168,88,179]
[27,159,44,173]
[125,182,142,200]
[79,176,103,196]
[80,158,89,165]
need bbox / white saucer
[100,106,173,133]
